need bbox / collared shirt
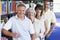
[3,15,35,40]
[0,22,5,39]
[0,23,1,39]
[43,9,56,31]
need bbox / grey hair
[25,8,36,17]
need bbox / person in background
[2,3,35,40]
[26,6,48,40]
[43,0,56,40]
[35,4,48,40]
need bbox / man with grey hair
[2,3,35,40]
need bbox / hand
[46,33,51,38]
[35,34,39,38]
[12,33,20,38]
[39,34,45,38]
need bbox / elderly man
[2,3,35,40]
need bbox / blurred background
[0,0,60,40]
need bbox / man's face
[44,1,50,10]
[17,6,26,15]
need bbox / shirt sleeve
[29,21,35,34]
[3,18,13,30]
[51,12,56,23]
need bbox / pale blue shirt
[3,15,35,40]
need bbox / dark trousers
[45,36,50,40]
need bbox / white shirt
[0,22,5,39]
[43,9,56,31]
[33,17,46,40]
[3,15,35,40]
[0,23,1,39]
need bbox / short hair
[17,3,26,8]
[44,0,50,2]
[44,0,50,4]
[35,4,43,10]
[26,8,36,17]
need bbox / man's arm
[2,28,20,38]
[46,23,56,37]
[44,20,49,36]
[51,23,56,31]
[46,12,56,37]
[50,12,56,33]
[49,23,56,34]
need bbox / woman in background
[26,5,48,40]
[35,4,49,40]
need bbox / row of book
[0,1,35,15]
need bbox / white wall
[53,0,60,12]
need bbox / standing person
[43,0,56,40]
[35,4,48,40]
[2,3,35,40]
[26,6,48,40]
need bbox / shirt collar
[43,9,50,15]
[15,15,18,19]
[15,14,27,20]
